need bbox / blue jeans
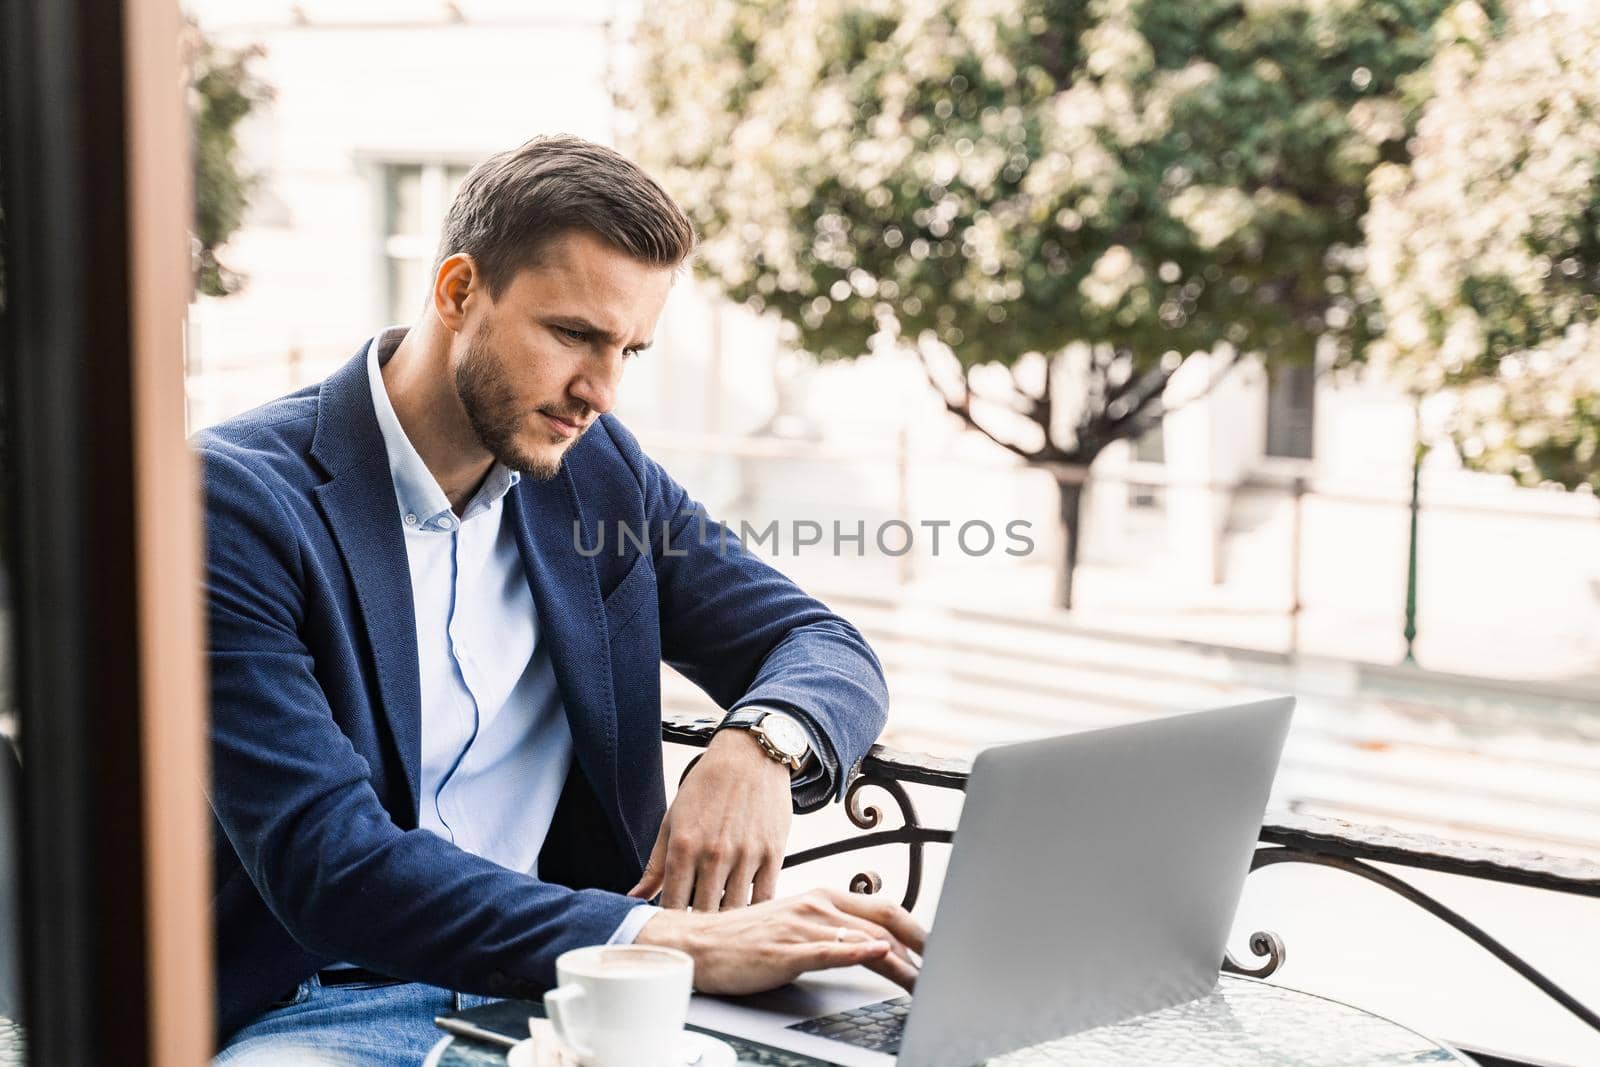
[213,974,501,1066]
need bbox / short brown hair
[435,135,696,295]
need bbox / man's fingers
[627,833,669,899]
[832,892,928,955]
[817,913,919,990]
[692,851,734,913]
[784,935,893,976]
[752,856,780,904]
[864,949,919,992]
[830,913,921,971]
[722,857,761,910]
[659,842,696,911]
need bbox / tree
[1364,1,1600,492]
[627,0,1461,606]
[186,23,272,298]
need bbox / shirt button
[404,513,418,526]
[438,516,456,530]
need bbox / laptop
[687,697,1294,1066]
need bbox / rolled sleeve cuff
[607,903,661,945]
[733,703,842,811]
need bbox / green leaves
[187,25,272,299]
[1363,2,1600,491]
[628,0,1451,464]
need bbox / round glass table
[425,976,1474,1066]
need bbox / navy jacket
[197,343,889,1041]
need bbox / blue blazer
[196,342,889,1041]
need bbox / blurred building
[187,0,1600,682]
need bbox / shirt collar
[365,327,521,531]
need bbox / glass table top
[982,977,1467,1066]
[431,976,1471,1066]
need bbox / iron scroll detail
[1223,846,1600,1035]
[845,775,924,911]
[780,774,945,912]
[1222,931,1287,979]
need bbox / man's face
[453,230,674,479]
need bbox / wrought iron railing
[666,712,1600,1064]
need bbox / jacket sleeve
[601,420,890,811]
[200,445,645,997]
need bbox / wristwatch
[718,707,811,773]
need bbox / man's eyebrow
[549,315,653,351]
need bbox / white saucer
[506,1030,736,1067]
[678,1032,738,1066]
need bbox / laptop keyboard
[786,995,912,1054]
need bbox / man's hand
[634,888,925,995]
[628,728,793,911]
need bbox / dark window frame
[1265,363,1317,461]
[1,1,211,1063]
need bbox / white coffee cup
[542,944,694,1067]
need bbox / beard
[455,322,591,481]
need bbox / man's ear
[431,253,478,333]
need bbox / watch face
[762,714,809,758]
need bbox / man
[200,136,923,1065]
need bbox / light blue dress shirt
[365,331,658,945]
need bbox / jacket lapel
[507,472,629,857]
[309,346,423,826]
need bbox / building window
[1266,363,1316,460]
[1128,422,1165,509]
[1132,423,1165,464]
[381,162,471,325]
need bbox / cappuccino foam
[564,946,690,979]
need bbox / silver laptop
[688,697,1294,1066]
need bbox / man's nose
[569,351,624,415]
